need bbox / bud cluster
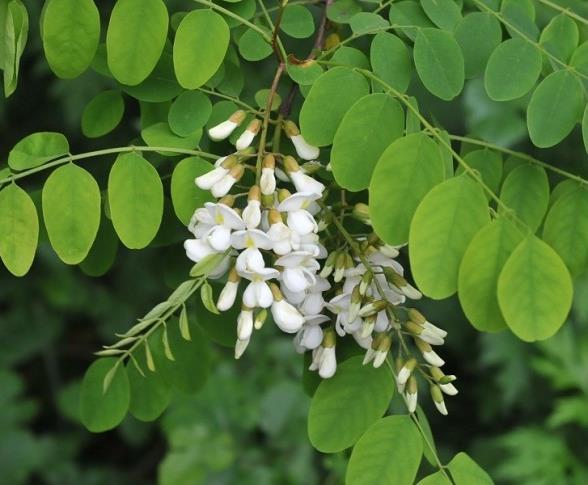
[182,111,457,415]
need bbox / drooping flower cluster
[182,111,457,415]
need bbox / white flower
[275,251,320,293]
[327,293,362,337]
[217,268,240,311]
[242,185,262,229]
[260,154,276,195]
[241,267,279,308]
[235,119,261,151]
[231,228,273,251]
[278,192,320,236]
[236,248,265,273]
[234,337,250,359]
[284,156,325,195]
[203,202,245,251]
[299,276,330,315]
[317,346,336,378]
[270,283,305,333]
[406,377,418,413]
[184,238,217,263]
[294,315,329,352]
[195,156,238,190]
[283,120,320,160]
[211,165,244,198]
[267,209,300,255]
[188,207,214,237]
[208,110,246,141]
[397,358,417,388]
[440,382,458,396]
[237,307,254,341]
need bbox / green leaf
[149,319,211,393]
[42,0,100,79]
[583,104,588,153]
[484,38,542,101]
[456,149,503,198]
[3,0,28,97]
[500,0,538,40]
[42,164,101,264]
[174,10,230,89]
[539,13,578,62]
[179,305,190,341]
[447,452,494,484]
[80,216,119,277]
[331,94,404,192]
[123,51,183,103]
[370,32,411,93]
[543,188,588,276]
[331,46,370,69]
[8,132,69,171]
[346,415,423,485]
[281,5,315,39]
[454,12,502,79]
[420,0,462,30]
[498,165,549,232]
[327,0,362,24]
[389,1,433,41]
[141,122,202,155]
[80,358,130,433]
[299,67,369,147]
[82,90,125,138]
[413,28,464,101]
[349,12,389,35]
[498,235,573,341]
[127,351,171,422]
[418,472,452,484]
[255,89,282,110]
[170,157,214,225]
[106,0,169,86]
[108,152,164,249]
[200,281,219,315]
[286,58,323,85]
[168,91,212,137]
[238,28,273,61]
[409,175,490,299]
[370,133,445,245]
[458,218,524,332]
[0,184,38,276]
[526,71,584,148]
[308,355,394,453]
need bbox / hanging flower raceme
[180,114,456,416]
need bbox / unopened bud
[277,188,291,203]
[219,195,235,207]
[283,155,301,173]
[248,185,261,202]
[359,271,373,296]
[254,309,268,329]
[322,327,336,348]
[352,203,371,223]
[320,251,337,278]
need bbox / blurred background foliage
[1,1,588,484]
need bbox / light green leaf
[82,90,125,138]
[484,38,542,101]
[108,152,164,249]
[454,12,502,78]
[200,281,220,315]
[498,235,573,341]
[327,0,362,24]
[458,218,524,332]
[370,32,411,93]
[413,28,464,101]
[420,0,462,30]
[141,122,202,155]
[174,10,230,88]
[168,91,212,137]
[308,355,394,453]
[456,149,503,198]
[539,13,578,62]
[543,188,588,276]
[80,358,130,433]
[3,0,28,97]
[331,94,404,192]
[42,0,100,79]
[409,175,490,299]
[287,59,323,85]
[170,157,214,225]
[418,471,452,484]
[346,415,423,485]
[127,351,171,422]
[350,12,389,35]
[238,28,273,61]
[447,452,494,484]
[389,1,433,41]
[498,164,549,232]
[8,132,69,171]
[281,4,315,39]
[42,164,101,264]
[123,51,183,103]
[331,46,370,69]
[500,0,538,40]
[254,89,282,110]
[370,133,445,245]
[526,70,584,148]
[106,0,169,86]
[299,67,369,147]
[0,184,38,276]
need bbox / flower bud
[236,119,261,151]
[359,271,373,296]
[320,251,337,278]
[352,203,371,224]
[234,337,250,359]
[430,367,458,395]
[348,285,363,322]
[333,251,347,282]
[254,308,268,330]
[373,333,391,368]
[397,357,417,387]
[284,155,325,195]
[260,154,276,195]
[359,299,388,318]
[414,337,445,367]
[283,120,320,160]
[405,321,444,346]
[430,384,448,415]
[405,376,418,413]
[208,110,246,141]
[237,305,254,341]
[217,267,240,311]
[242,185,262,229]
[386,270,422,300]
